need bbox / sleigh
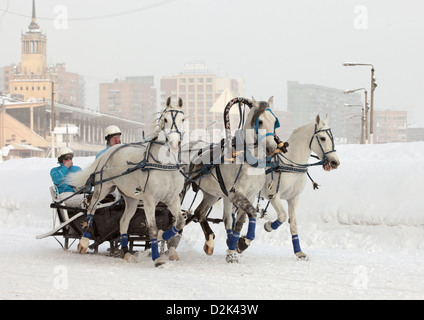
[36,186,175,255]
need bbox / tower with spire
[21,0,47,75]
[8,0,84,106]
[10,0,52,102]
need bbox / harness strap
[56,140,182,205]
[215,166,229,197]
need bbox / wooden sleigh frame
[36,186,174,256]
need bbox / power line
[0,0,177,22]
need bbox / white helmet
[104,125,121,139]
[58,147,74,158]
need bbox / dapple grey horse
[69,98,185,267]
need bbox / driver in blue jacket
[50,147,85,208]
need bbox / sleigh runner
[37,185,175,255]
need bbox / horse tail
[67,157,103,188]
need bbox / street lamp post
[344,104,365,144]
[343,62,377,144]
[50,80,56,158]
[344,88,369,143]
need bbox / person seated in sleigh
[50,147,86,208]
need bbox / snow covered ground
[0,142,423,300]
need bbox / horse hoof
[295,251,308,260]
[203,234,215,255]
[78,237,89,254]
[168,247,179,261]
[154,257,166,267]
[203,243,214,255]
[123,252,134,262]
[226,250,238,263]
[264,221,273,232]
[237,236,250,253]
[77,244,87,254]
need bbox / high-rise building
[287,81,363,142]
[161,63,244,137]
[99,76,156,125]
[374,110,407,143]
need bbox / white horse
[261,115,340,259]
[68,97,185,267]
[187,97,279,263]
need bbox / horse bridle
[309,124,336,162]
[160,108,185,139]
[253,108,280,142]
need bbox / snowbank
[0,143,423,252]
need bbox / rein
[57,107,185,205]
[267,125,336,190]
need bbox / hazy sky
[1,0,424,125]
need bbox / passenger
[96,125,122,158]
[50,147,86,208]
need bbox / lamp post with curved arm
[344,88,369,143]
[344,104,365,144]
[343,63,377,144]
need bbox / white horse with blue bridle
[186,97,280,263]
[261,115,340,259]
[68,98,186,267]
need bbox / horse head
[159,97,185,154]
[245,96,279,157]
[309,115,340,171]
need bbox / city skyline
[1,0,424,126]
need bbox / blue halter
[253,108,280,141]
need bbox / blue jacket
[96,145,110,159]
[50,163,82,194]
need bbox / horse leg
[161,196,185,261]
[223,198,234,244]
[78,184,111,253]
[225,208,247,263]
[166,232,182,261]
[264,196,287,232]
[119,196,139,261]
[228,189,257,255]
[143,198,164,267]
[193,193,220,255]
[288,196,307,259]
[223,198,238,262]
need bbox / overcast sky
[1,0,423,125]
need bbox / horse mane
[143,108,167,141]
[289,117,326,141]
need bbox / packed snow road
[1,223,423,300]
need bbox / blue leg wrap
[246,218,256,241]
[162,227,179,241]
[150,238,160,261]
[83,214,94,239]
[228,231,240,250]
[292,234,302,253]
[83,231,92,239]
[120,234,128,249]
[271,219,283,230]
[232,213,236,228]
